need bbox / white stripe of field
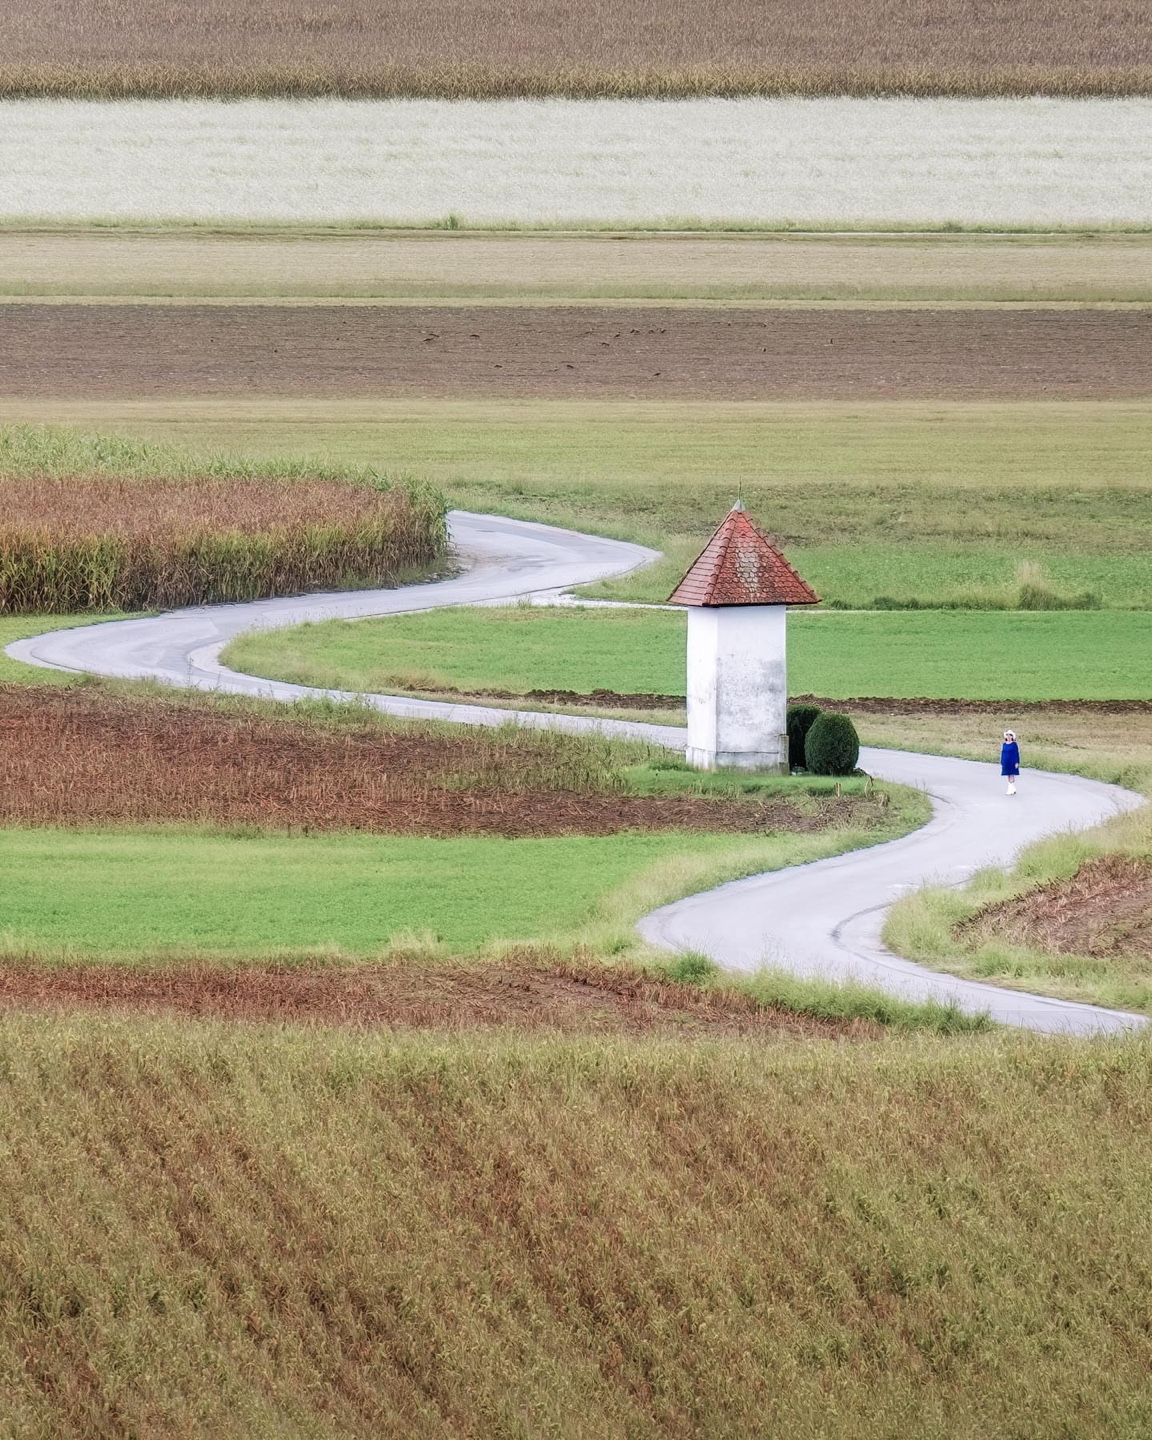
[1,97,1150,227]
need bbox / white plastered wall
[685,605,788,772]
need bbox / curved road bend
[8,511,1145,1035]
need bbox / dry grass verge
[0,0,1149,97]
[0,952,878,1041]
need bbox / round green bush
[786,704,822,771]
[804,712,860,776]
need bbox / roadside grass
[17,399,1148,609]
[664,954,990,1035]
[224,603,1152,703]
[0,777,924,961]
[3,1016,1152,1436]
[856,706,1152,793]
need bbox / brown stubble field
[6,231,1152,304]
[0,686,882,838]
[0,0,1149,96]
[3,303,1152,399]
[0,954,873,1040]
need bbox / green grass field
[0,791,921,961]
[4,401,1150,608]
[4,1016,1152,1438]
[225,604,1152,703]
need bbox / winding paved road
[8,512,1145,1035]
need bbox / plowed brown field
[957,854,1152,961]
[0,687,874,837]
[3,304,1150,399]
[0,955,875,1039]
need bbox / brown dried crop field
[0,686,879,838]
[0,953,876,1041]
[0,0,1148,97]
[957,854,1152,963]
[0,472,444,611]
[4,303,1152,400]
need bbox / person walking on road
[1001,729,1020,795]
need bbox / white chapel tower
[668,503,820,773]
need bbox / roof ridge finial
[731,499,746,513]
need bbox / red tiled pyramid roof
[668,504,820,607]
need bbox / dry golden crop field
[5,229,1152,303]
[1,0,1149,96]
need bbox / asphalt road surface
[9,511,1145,1034]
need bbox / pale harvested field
[0,0,1148,96]
[5,230,1152,304]
[2,99,1150,226]
[2,303,1149,399]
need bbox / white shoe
[1007,782,1016,795]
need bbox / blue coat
[1001,741,1020,776]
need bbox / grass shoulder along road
[3,1015,1152,1437]
[223,603,1152,705]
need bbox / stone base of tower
[686,744,789,774]
[685,605,789,774]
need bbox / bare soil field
[957,854,1152,962]
[3,303,1150,399]
[0,0,1147,96]
[6,231,1152,304]
[799,695,1152,718]
[0,954,874,1040]
[0,687,876,838]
